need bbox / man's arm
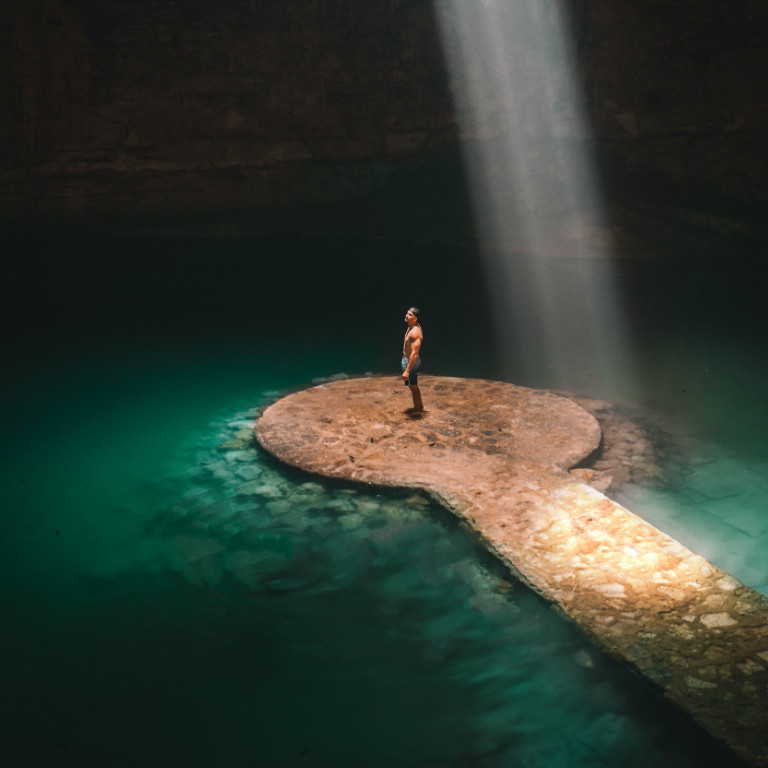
[402,333,422,379]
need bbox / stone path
[255,376,768,767]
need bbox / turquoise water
[2,234,764,766]
[614,332,768,597]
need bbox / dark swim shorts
[401,356,421,386]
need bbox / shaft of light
[435,0,636,396]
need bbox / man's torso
[403,325,422,357]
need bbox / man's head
[405,306,420,325]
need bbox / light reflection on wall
[435,0,636,397]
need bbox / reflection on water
[1,234,764,766]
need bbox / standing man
[402,306,424,413]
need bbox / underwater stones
[298,481,326,494]
[356,499,384,515]
[235,465,262,481]
[337,513,364,532]
[574,649,596,668]
[204,460,236,482]
[325,497,357,513]
[224,449,259,463]
[219,436,253,451]
[266,500,291,516]
[225,421,257,437]
[236,480,283,498]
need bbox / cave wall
[1,0,766,233]
[577,0,768,222]
[1,0,456,224]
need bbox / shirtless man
[401,306,424,413]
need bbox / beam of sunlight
[435,0,636,397]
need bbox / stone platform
[255,375,768,766]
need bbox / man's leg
[409,384,424,412]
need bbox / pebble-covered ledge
[255,376,768,767]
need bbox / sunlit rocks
[256,375,768,766]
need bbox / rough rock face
[575,0,768,245]
[1,0,455,222]
[578,1,768,203]
[2,0,766,233]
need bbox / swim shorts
[401,356,421,386]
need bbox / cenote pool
[2,233,766,766]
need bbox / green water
[2,234,764,766]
